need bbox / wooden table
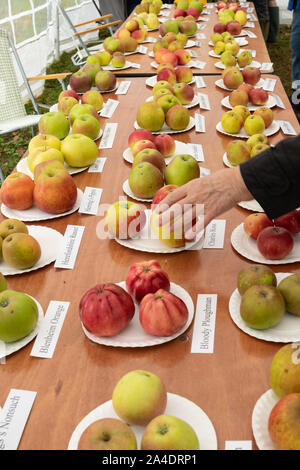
[111,2,273,76]
[1,74,299,451]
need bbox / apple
[242,66,261,85]
[174,49,191,65]
[69,71,92,93]
[249,87,269,105]
[226,20,242,35]
[160,19,179,35]
[213,23,227,34]
[33,159,65,183]
[226,139,251,166]
[72,114,100,140]
[270,343,300,398]
[229,89,249,107]
[243,212,273,239]
[235,10,247,26]
[153,80,173,95]
[253,106,274,128]
[38,111,70,140]
[247,133,269,148]
[157,67,177,86]
[223,68,244,89]
[0,273,6,292]
[81,89,103,111]
[152,184,178,208]
[257,226,294,260]
[77,417,137,450]
[278,274,300,316]
[244,114,265,136]
[250,143,270,157]
[240,284,285,329]
[112,369,167,426]
[154,134,175,157]
[237,50,252,68]
[268,393,300,450]
[79,282,135,337]
[141,414,199,450]
[27,146,65,173]
[214,41,226,56]
[2,233,41,270]
[238,82,254,95]
[178,19,197,37]
[187,7,200,20]
[0,219,28,239]
[68,103,97,124]
[28,133,61,153]
[0,289,39,342]
[274,210,300,235]
[61,134,98,168]
[165,104,190,130]
[103,37,121,54]
[172,82,194,105]
[221,110,243,134]
[58,89,80,102]
[0,172,34,210]
[137,101,165,132]
[165,154,199,186]
[220,51,237,67]
[96,50,112,66]
[237,264,277,296]
[126,260,170,302]
[157,62,176,74]
[57,96,78,116]
[129,162,164,199]
[131,27,148,43]
[95,70,117,92]
[157,94,180,114]
[210,33,223,45]
[133,148,166,174]
[175,66,193,84]
[105,200,146,239]
[120,37,138,53]
[86,54,101,66]
[173,8,187,19]
[176,33,188,47]
[125,18,139,32]
[132,139,157,158]
[232,104,250,122]
[128,129,155,150]
[111,52,126,68]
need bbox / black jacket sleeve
[239,134,300,219]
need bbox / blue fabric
[291,9,300,88]
[288,0,300,11]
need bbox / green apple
[141,414,200,450]
[0,273,6,292]
[157,94,180,114]
[128,162,164,199]
[214,41,225,55]
[69,103,98,125]
[27,146,65,173]
[0,219,28,239]
[220,51,237,67]
[247,133,269,149]
[86,54,101,66]
[270,343,300,398]
[2,233,41,270]
[165,154,200,186]
[72,114,101,140]
[61,134,98,167]
[111,52,126,68]
[136,101,165,132]
[221,110,243,134]
[165,104,190,130]
[244,115,265,136]
[237,264,277,295]
[240,285,285,330]
[0,289,39,342]
[97,50,111,66]
[211,33,223,45]
[77,418,137,450]
[112,369,167,426]
[278,274,300,316]
[38,112,70,140]
[0,239,2,261]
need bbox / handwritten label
[198,93,210,110]
[99,99,119,118]
[203,219,226,249]
[272,93,285,109]
[225,441,252,450]
[99,123,118,149]
[54,225,85,269]
[88,157,107,173]
[79,187,103,215]
[137,45,147,54]
[189,50,198,58]
[0,389,36,450]
[127,61,141,69]
[263,77,276,91]
[195,76,206,88]
[247,7,254,12]
[198,16,209,22]
[261,62,274,72]
[195,113,205,133]
[196,33,206,40]
[191,294,217,353]
[143,37,156,43]
[30,301,70,359]
[245,21,255,28]
[245,30,257,38]
[279,120,297,135]
[116,81,131,95]
[248,13,258,21]
[190,60,206,70]
[197,23,207,30]
[187,143,204,162]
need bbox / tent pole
[55,4,60,61]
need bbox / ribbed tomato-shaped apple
[79,283,135,337]
[139,289,188,337]
[126,260,170,302]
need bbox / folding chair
[0,28,71,182]
[55,0,122,67]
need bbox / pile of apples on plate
[220,105,274,136]
[243,210,300,260]
[79,260,189,338]
[222,66,262,89]
[154,47,192,67]
[226,133,270,165]
[70,65,117,93]
[215,3,248,29]
[0,219,41,270]
[153,30,190,54]
[173,0,204,21]
[77,368,200,450]
[159,15,198,39]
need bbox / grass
[0,25,294,180]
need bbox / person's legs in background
[267,0,279,43]
[253,0,270,40]
[290,9,300,111]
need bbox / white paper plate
[215,60,261,70]
[0,225,63,275]
[145,75,195,88]
[1,188,83,222]
[67,84,118,94]
[123,179,153,202]
[81,281,194,348]
[134,116,195,135]
[221,95,276,111]
[0,296,44,359]
[238,199,264,212]
[123,140,189,165]
[215,77,265,91]
[68,392,218,450]
[101,61,137,71]
[146,94,199,109]
[114,210,204,254]
[252,389,279,450]
[229,272,300,342]
[216,120,280,138]
[16,157,88,178]
[231,223,300,264]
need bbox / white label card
[197,23,207,30]
[54,225,85,270]
[137,45,148,54]
[225,441,253,450]
[99,99,119,118]
[272,93,285,109]
[245,21,255,28]
[116,81,131,95]
[248,13,258,21]
[196,33,206,40]
[198,17,209,22]
[279,120,297,135]
[0,389,36,450]
[246,49,256,57]
[195,113,205,133]
[195,76,206,88]
[127,61,141,69]
[191,60,206,70]
[30,301,70,359]
[203,219,226,249]
[143,37,156,43]
[263,78,276,91]
[261,62,274,72]
[88,157,107,173]
[247,7,254,12]
[198,93,210,110]
[99,123,118,149]
[187,143,204,162]
[245,30,257,38]
[191,294,218,353]
[79,187,103,215]
[189,50,198,58]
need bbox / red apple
[257,226,294,260]
[128,129,155,150]
[268,393,300,450]
[58,89,80,102]
[253,106,274,128]
[154,134,175,157]
[226,20,242,35]
[274,210,300,234]
[0,172,34,210]
[151,184,179,209]
[237,83,254,95]
[126,260,170,302]
[213,23,227,34]
[243,212,273,239]
[242,67,261,85]
[173,8,187,18]
[79,283,135,337]
[139,288,189,336]
[249,87,269,105]
[186,7,200,20]
[132,139,157,157]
